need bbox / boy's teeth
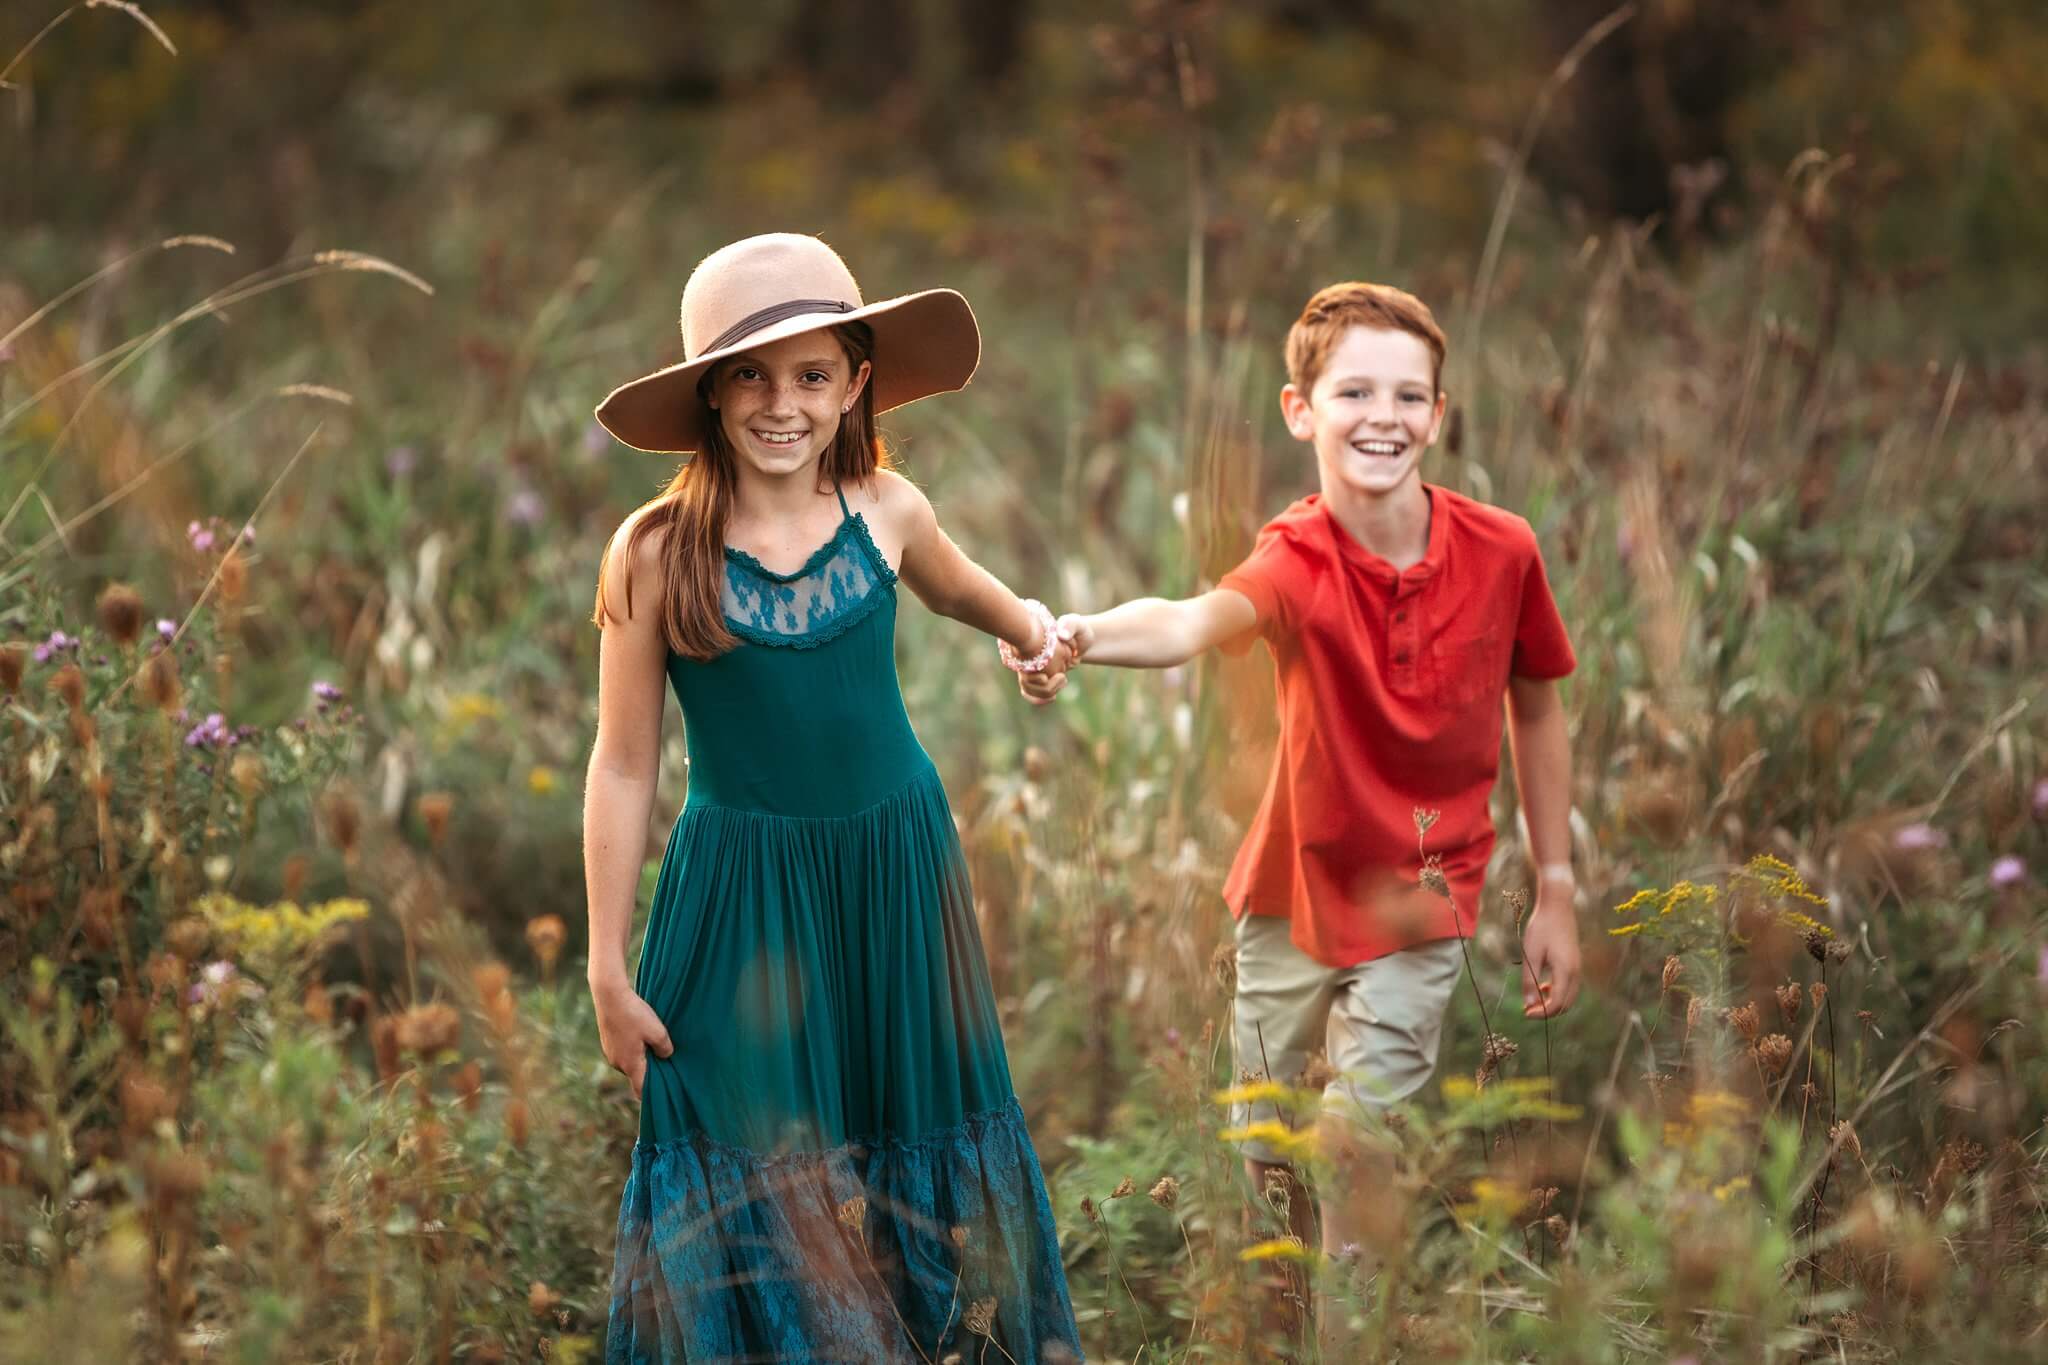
[1357,440,1402,455]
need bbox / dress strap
[833,483,851,521]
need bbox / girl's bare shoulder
[599,499,681,622]
[850,470,935,570]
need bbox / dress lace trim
[722,511,898,650]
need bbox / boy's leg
[1228,914,1336,1359]
[1314,938,1465,1349]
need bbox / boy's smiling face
[1281,324,1446,501]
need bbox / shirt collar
[1317,483,1447,587]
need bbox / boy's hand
[1519,890,1582,1018]
[1018,615,1089,706]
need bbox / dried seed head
[524,915,567,973]
[1830,1120,1862,1163]
[1810,981,1828,1012]
[1775,983,1803,1023]
[1413,807,1441,836]
[217,547,248,604]
[836,1196,867,1231]
[964,1297,997,1337]
[1661,955,1683,993]
[1079,1195,1098,1222]
[1826,940,1852,964]
[1544,1214,1569,1246]
[1298,1050,1337,1093]
[1727,1001,1762,1042]
[97,583,145,646]
[1208,941,1237,996]
[1419,854,1450,899]
[1149,1176,1180,1210]
[392,1003,462,1056]
[451,1060,484,1111]
[1685,996,1704,1034]
[321,790,361,859]
[304,979,333,1026]
[506,1097,529,1148]
[230,751,265,796]
[139,650,181,710]
[1756,1033,1794,1077]
[1483,1032,1520,1065]
[165,917,210,962]
[0,644,23,694]
[1260,1170,1290,1219]
[1110,1176,1135,1199]
[417,791,455,847]
[1805,928,1829,963]
[949,1224,968,1248]
[472,962,512,1003]
[50,664,85,712]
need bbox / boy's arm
[1066,589,1259,668]
[1507,674,1579,1018]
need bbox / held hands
[590,970,674,1101]
[1019,613,1093,706]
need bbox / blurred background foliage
[3,1,2045,1359]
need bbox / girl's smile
[709,333,872,476]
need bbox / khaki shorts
[1229,913,1465,1166]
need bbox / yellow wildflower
[1712,1175,1752,1202]
[1213,1081,1300,1108]
[1609,922,1648,937]
[447,693,502,728]
[1454,1177,1528,1222]
[1239,1237,1315,1264]
[1613,889,1659,916]
[527,765,559,796]
[1687,1090,1748,1125]
[1218,1121,1320,1161]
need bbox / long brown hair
[592,322,889,660]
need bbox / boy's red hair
[1285,282,1448,394]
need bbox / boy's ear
[1428,389,1448,443]
[1279,384,1315,442]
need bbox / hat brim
[594,288,980,455]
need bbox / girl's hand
[1019,615,1087,705]
[590,971,674,1100]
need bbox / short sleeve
[1511,542,1576,679]
[1217,521,1303,655]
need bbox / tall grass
[2,2,2043,1360]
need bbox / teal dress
[607,488,1083,1364]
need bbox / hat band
[699,298,857,358]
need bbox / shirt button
[1394,651,1410,664]
[1393,610,1407,623]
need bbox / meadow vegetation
[2,2,2044,1359]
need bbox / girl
[583,233,1083,1363]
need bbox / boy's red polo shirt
[1217,485,1575,969]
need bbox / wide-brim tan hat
[595,232,981,454]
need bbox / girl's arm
[890,477,1064,660]
[1506,674,1580,1019]
[583,519,675,1098]
[1059,589,1258,669]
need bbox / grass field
[3,3,2045,1360]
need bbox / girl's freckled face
[707,332,870,477]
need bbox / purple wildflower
[187,959,258,1007]
[183,712,231,749]
[386,445,418,478]
[505,489,545,527]
[187,520,216,554]
[157,619,178,642]
[582,422,611,458]
[1893,822,1946,851]
[1990,856,2025,889]
[32,630,75,664]
[311,679,344,706]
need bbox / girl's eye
[733,367,761,382]
[803,371,829,384]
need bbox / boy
[1028,282,1581,1331]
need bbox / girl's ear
[842,359,873,413]
[1279,384,1315,442]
